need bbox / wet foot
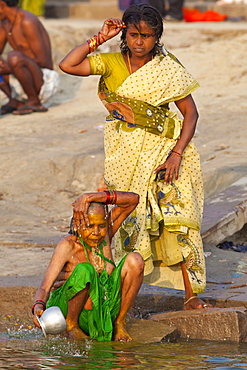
[184,295,212,310]
[113,321,132,342]
[64,326,88,340]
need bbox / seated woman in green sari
[59,4,211,310]
[32,190,144,342]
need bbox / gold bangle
[87,32,106,54]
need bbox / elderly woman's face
[77,207,107,248]
[125,21,157,58]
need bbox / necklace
[78,236,116,271]
[127,53,132,74]
[127,52,153,74]
[91,247,104,274]
[8,7,19,36]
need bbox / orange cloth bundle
[183,8,227,22]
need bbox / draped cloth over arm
[89,50,206,293]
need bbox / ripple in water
[1,328,247,369]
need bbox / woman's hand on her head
[72,194,91,229]
[101,18,126,41]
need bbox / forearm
[110,191,139,208]
[173,94,199,154]
[73,191,139,211]
[154,95,199,183]
[33,287,50,304]
[59,18,125,76]
[173,109,198,154]
[59,31,107,75]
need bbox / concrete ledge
[150,307,247,342]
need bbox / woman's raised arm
[59,18,125,76]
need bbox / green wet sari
[47,256,126,342]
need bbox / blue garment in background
[119,0,149,11]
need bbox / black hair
[120,3,164,56]
[2,0,19,6]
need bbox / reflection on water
[1,328,247,369]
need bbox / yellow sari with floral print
[89,49,205,292]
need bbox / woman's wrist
[87,31,107,54]
[171,149,182,158]
[98,31,107,44]
[104,190,117,205]
[32,300,46,315]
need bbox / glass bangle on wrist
[32,300,46,315]
[87,31,106,53]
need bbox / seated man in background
[0,0,59,115]
[32,190,144,342]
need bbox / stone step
[150,307,247,342]
[44,0,247,19]
[202,176,247,245]
[69,1,122,19]
[127,317,179,343]
[44,1,122,19]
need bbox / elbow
[195,109,199,122]
[59,60,67,73]
[134,193,140,207]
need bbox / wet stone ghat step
[1,287,247,343]
[150,307,247,343]
[202,176,247,245]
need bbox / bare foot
[64,326,88,340]
[184,295,212,310]
[113,321,132,342]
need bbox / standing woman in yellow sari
[59,4,210,310]
[19,0,45,16]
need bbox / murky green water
[1,328,247,370]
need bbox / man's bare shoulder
[55,234,77,253]
[19,9,41,29]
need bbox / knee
[125,252,144,274]
[7,50,24,68]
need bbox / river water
[1,328,247,369]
